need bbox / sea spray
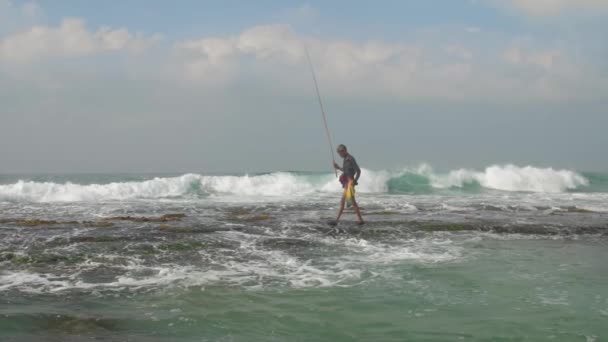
[0,165,592,202]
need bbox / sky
[1,0,607,173]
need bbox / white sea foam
[200,172,317,196]
[323,236,463,264]
[0,174,202,202]
[0,165,591,202]
[431,164,589,193]
[0,231,463,293]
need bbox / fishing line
[304,45,337,177]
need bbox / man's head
[337,144,347,158]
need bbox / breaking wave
[0,165,594,202]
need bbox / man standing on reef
[331,144,364,225]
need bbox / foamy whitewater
[0,164,596,203]
[1,164,607,340]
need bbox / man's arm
[333,161,342,171]
[354,163,361,184]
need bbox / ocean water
[0,164,607,341]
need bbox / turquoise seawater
[2,238,606,341]
[0,168,607,341]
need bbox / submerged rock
[258,238,318,249]
[3,253,84,265]
[553,207,596,214]
[157,241,206,251]
[16,219,60,226]
[68,236,124,243]
[232,214,272,222]
[414,222,477,232]
[365,211,400,216]
[158,224,197,233]
[158,224,231,233]
[35,314,121,334]
[0,218,114,228]
[105,213,186,222]
[226,208,253,216]
[82,221,114,227]
[225,209,272,222]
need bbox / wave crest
[0,165,591,202]
[429,165,589,193]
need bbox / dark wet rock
[69,236,124,243]
[566,206,595,213]
[158,224,231,233]
[33,314,121,334]
[479,205,508,212]
[82,221,114,227]
[225,208,253,216]
[161,213,187,220]
[157,241,206,251]
[105,213,186,222]
[134,243,157,254]
[309,221,394,237]
[365,211,400,216]
[77,265,127,284]
[16,219,60,226]
[226,213,272,222]
[133,238,239,251]
[487,224,605,235]
[223,208,272,223]
[309,217,608,237]
[0,218,115,228]
[0,252,15,262]
[258,238,318,249]
[158,224,199,233]
[231,214,272,222]
[5,253,84,265]
[413,222,478,232]
[550,207,596,215]
[403,219,608,235]
[45,235,135,248]
[490,224,558,235]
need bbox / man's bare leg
[352,198,364,224]
[332,197,346,225]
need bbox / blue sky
[31,1,506,33]
[23,0,606,41]
[1,0,607,172]
[13,0,576,46]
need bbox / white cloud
[1,16,604,103]
[503,46,560,69]
[173,24,305,84]
[171,24,593,101]
[0,17,162,63]
[173,25,427,94]
[0,0,44,32]
[502,0,608,16]
[444,44,474,60]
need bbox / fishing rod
[304,45,338,177]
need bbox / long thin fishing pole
[304,45,337,177]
